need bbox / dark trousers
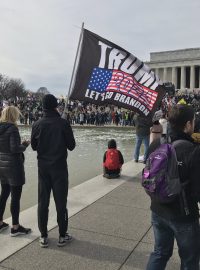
[0,184,22,225]
[38,168,68,237]
[146,212,200,270]
[103,167,120,177]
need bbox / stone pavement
[0,162,180,270]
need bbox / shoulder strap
[171,139,193,216]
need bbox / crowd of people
[0,91,200,269]
[0,95,75,246]
[0,94,136,126]
[1,90,200,127]
[132,104,200,269]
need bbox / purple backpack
[142,141,185,204]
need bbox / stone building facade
[146,48,200,90]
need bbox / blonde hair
[0,106,21,125]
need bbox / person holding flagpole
[31,94,76,248]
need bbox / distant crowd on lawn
[0,94,136,126]
[1,90,200,126]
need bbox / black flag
[70,29,165,117]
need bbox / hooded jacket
[0,122,26,186]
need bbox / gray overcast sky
[0,0,200,96]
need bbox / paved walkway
[0,161,180,270]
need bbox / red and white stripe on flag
[106,70,158,110]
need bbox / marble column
[153,68,158,76]
[190,65,195,90]
[155,68,159,78]
[181,66,186,89]
[172,67,177,88]
[163,67,167,82]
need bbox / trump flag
[70,29,165,117]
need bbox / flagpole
[62,22,84,118]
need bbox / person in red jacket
[103,139,124,179]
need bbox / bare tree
[0,74,27,102]
[8,78,26,101]
[0,74,11,100]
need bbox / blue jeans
[134,134,149,161]
[146,212,200,270]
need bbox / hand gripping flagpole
[62,22,84,120]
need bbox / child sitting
[103,139,124,179]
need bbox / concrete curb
[0,160,144,262]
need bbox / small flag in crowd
[70,29,165,117]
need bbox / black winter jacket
[134,114,152,136]
[0,123,26,186]
[150,131,200,222]
[31,110,76,169]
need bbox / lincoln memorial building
[146,48,200,90]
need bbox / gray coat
[0,123,26,186]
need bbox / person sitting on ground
[103,139,124,179]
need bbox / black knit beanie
[108,139,117,149]
[42,94,58,110]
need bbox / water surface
[4,126,136,217]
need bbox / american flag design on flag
[88,67,158,110]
